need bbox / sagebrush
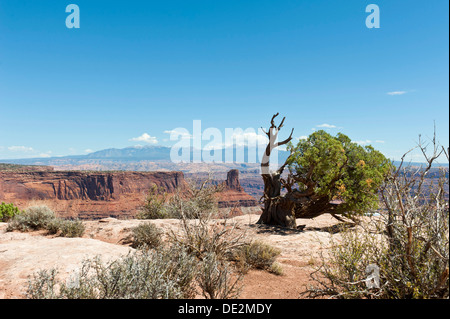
[306,133,449,299]
[7,205,85,238]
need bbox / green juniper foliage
[0,202,21,222]
[286,130,392,218]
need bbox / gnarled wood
[256,114,344,228]
[257,113,296,228]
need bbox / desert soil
[0,214,344,299]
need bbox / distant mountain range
[0,145,291,167]
[85,146,173,161]
[0,145,447,169]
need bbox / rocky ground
[0,213,346,299]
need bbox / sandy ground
[0,214,344,299]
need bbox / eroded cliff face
[0,171,185,219]
[0,171,184,201]
[0,169,258,219]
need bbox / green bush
[0,202,21,222]
[286,130,392,219]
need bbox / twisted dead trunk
[257,172,296,227]
[256,113,296,227]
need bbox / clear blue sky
[0,0,448,162]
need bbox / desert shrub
[138,177,221,220]
[26,268,59,299]
[197,252,243,299]
[27,246,199,299]
[130,222,163,249]
[167,198,248,298]
[57,219,85,238]
[45,218,61,235]
[164,178,221,219]
[235,241,282,275]
[306,226,386,299]
[7,205,84,237]
[137,185,169,219]
[7,205,56,232]
[306,134,449,299]
[268,262,284,276]
[0,202,21,222]
[170,210,246,262]
[374,140,449,299]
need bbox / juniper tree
[257,113,391,228]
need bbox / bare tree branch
[275,128,294,148]
[270,113,279,128]
[277,117,286,130]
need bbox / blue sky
[0,0,448,162]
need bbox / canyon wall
[0,169,259,219]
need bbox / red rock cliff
[0,169,258,219]
[0,171,185,219]
[0,171,184,201]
